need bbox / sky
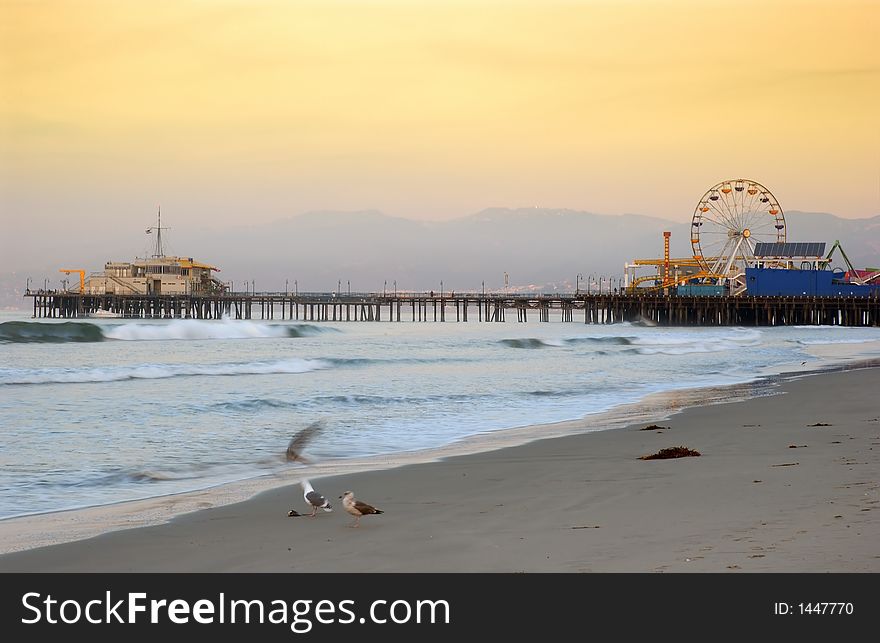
[1,0,878,264]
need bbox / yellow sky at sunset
[2,0,878,230]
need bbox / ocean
[1,310,879,520]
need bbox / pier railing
[22,291,880,326]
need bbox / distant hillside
[783,211,880,266]
[178,208,879,293]
[2,208,876,308]
[176,208,680,293]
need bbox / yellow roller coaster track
[626,256,725,292]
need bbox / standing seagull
[340,490,384,527]
[302,479,332,517]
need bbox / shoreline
[0,356,877,555]
[0,360,878,570]
[0,361,807,554]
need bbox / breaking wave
[564,336,634,346]
[796,338,879,346]
[0,358,329,386]
[500,331,762,354]
[628,329,763,355]
[104,319,325,341]
[209,392,491,414]
[500,338,565,349]
[0,321,104,344]
[0,319,327,343]
[498,329,764,355]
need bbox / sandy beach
[1,366,878,572]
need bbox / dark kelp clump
[639,446,701,460]
[639,424,670,431]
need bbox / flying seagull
[302,479,332,517]
[340,490,384,527]
[286,420,324,464]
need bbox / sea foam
[0,358,329,385]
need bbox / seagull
[286,420,324,464]
[302,479,332,517]
[339,490,384,527]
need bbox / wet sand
[1,367,878,572]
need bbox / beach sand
[1,367,878,572]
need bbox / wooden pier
[23,291,880,326]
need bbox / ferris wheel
[691,179,785,279]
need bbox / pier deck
[23,291,880,326]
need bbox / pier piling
[22,292,880,327]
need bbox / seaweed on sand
[639,424,670,431]
[639,446,701,460]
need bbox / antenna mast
[145,206,170,258]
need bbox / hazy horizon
[2,204,877,272]
[1,207,876,310]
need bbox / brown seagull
[339,490,384,527]
[286,420,324,464]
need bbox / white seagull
[339,490,384,527]
[302,480,332,517]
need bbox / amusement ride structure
[626,178,788,295]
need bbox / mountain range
[183,208,880,293]
[2,208,877,308]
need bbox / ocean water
[1,310,879,520]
